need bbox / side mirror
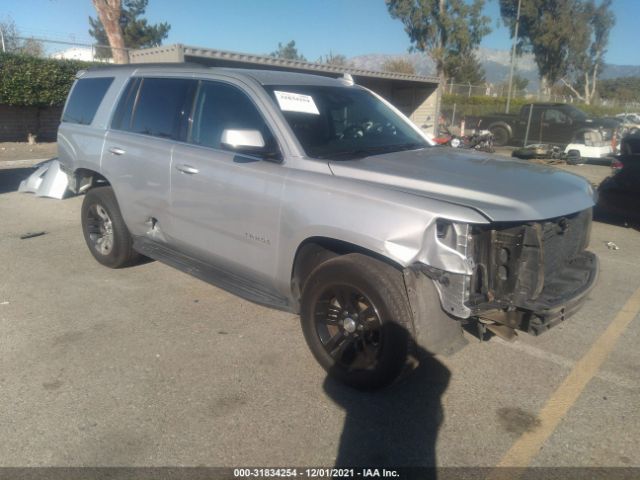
[220,129,280,161]
[221,128,265,150]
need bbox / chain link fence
[441,81,640,132]
[3,35,130,63]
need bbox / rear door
[101,76,196,237]
[167,79,285,285]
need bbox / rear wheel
[81,186,140,268]
[490,126,510,147]
[300,254,415,390]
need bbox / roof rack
[86,62,208,72]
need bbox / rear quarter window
[62,77,114,125]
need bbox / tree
[89,0,171,63]
[0,18,44,56]
[499,0,579,94]
[512,73,529,92]
[318,51,349,66]
[382,58,416,74]
[270,41,306,61]
[445,52,485,84]
[496,73,529,97]
[0,18,21,52]
[561,0,615,104]
[19,38,44,57]
[598,77,640,103]
[385,0,491,84]
[90,0,127,63]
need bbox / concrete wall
[0,105,62,142]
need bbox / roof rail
[86,61,208,72]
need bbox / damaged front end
[417,209,598,338]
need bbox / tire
[566,149,584,165]
[490,126,510,147]
[81,186,140,268]
[300,253,415,390]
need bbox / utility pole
[505,0,522,113]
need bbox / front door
[168,80,285,285]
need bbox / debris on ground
[0,301,9,305]
[606,241,620,250]
[20,231,47,240]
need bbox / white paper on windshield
[273,91,320,115]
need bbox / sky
[2,0,639,66]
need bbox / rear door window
[62,77,114,125]
[123,77,195,140]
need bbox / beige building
[129,44,441,135]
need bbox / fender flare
[486,121,513,139]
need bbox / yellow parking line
[489,285,640,476]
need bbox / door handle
[108,147,126,156]
[176,164,199,175]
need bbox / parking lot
[0,152,638,472]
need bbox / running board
[133,237,291,311]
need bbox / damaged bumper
[473,251,598,335]
[419,208,598,335]
[18,159,71,199]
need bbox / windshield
[264,85,429,160]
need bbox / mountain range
[348,48,640,91]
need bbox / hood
[328,148,595,222]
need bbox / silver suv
[57,64,598,389]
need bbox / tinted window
[189,81,275,150]
[111,77,141,131]
[128,78,195,139]
[543,109,570,124]
[62,77,114,125]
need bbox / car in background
[615,113,640,124]
[468,103,617,162]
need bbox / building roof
[129,44,440,85]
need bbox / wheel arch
[71,167,111,194]
[486,121,513,143]
[289,236,404,310]
[487,121,513,138]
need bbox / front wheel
[490,126,510,146]
[300,254,415,390]
[81,186,140,268]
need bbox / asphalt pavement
[0,160,638,472]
